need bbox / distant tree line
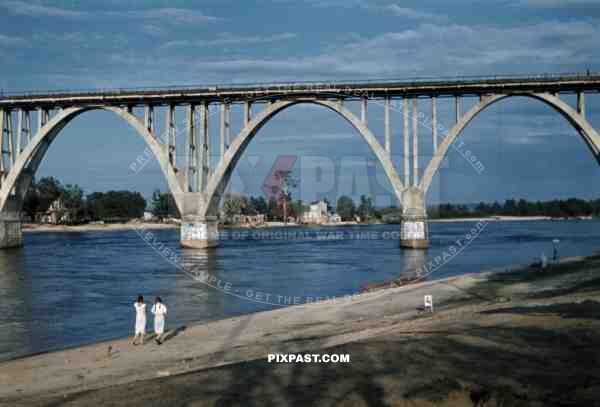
[336,195,381,221]
[23,177,600,225]
[23,177,146,224]
[428,198,600,219]
[150,190,180,220]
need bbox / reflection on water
[0,250,33,357]
[170,250,224,323]
[1,220,600,360]
[398,249,427,282]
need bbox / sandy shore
[22,216,588,235]
[1,256,599,406]
[22,222,178,233]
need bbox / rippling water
[1,220,599,361]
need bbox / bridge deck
[2,73,600,108]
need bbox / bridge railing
[1,71,599,100]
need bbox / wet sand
[1,255,599,406]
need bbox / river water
[1,219,599,361]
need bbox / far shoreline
[21,215,596,234]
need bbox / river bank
[22,215,586,234]
[2,254,599,406]
[22,222,178,233]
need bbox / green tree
[290,199,308,220]
[36,176,63,213]
[60,184,84,224]
[151,190,179,220]
[223,193,249,221]
[273,169,297,223]
[336,196,355,221]
[248,196,269,215]
[87,191,146,221]
[22,182,40,220]
[357,195,375,222]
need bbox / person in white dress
[151,297,168,344]
[132,295,146,345]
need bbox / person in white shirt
[151,297,168,345]
[132,295,146,345]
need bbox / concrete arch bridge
[1,73,600,249]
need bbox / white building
[329,213,342,223]
[143,211,156,222]
[302,200,329,224]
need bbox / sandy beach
[21,216,576,235]
[22,222,178,233]
[1,254,599,406]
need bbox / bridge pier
[400,187,429,249]
[0,208,23,249]
[180,215,219,249]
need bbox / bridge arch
[420,93,600,194]
[203,99,405,216]
[0,106,184,214]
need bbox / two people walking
[132,295,168,345]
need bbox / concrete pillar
[0,109,5,178]
[180,214,219,249]
[384,96,391,153]
[144,105,154,133]
[36,108,49,133]
[219,103,227,158]
[578,91,585,118]
[0,211,22,248]
[179,193,218,249]
[400,187,428,249]
[455,96,461,124]
[16,110,30,155]
[244,102,251,125]
[431,96,437,153]
[225,103,231,149]
[403,98,410,186]
[24,110,31,144]
[37,108,42,133]
[361,98,367,125]
[16,110,23,155]
[412,98,418,187]
[166,105,176,167]
[198,102,209,193]
[184,104,196,192]
[0,198,23,249]
[6,111,14,165]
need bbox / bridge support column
[400,187,429,249]
[180,215,219,249]
[0,205,23,249]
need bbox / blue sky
[1,0,600,206]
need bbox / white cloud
[523,0,600,6]
[22,19,600,90]
[119,8,219,24]
[384,5,446,21]
[0,2,219,24]
[270,0,445,21]
[161,33,296,49]
[1,1,86,17]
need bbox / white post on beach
[552,238,560,262]
[424,295,433,312]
